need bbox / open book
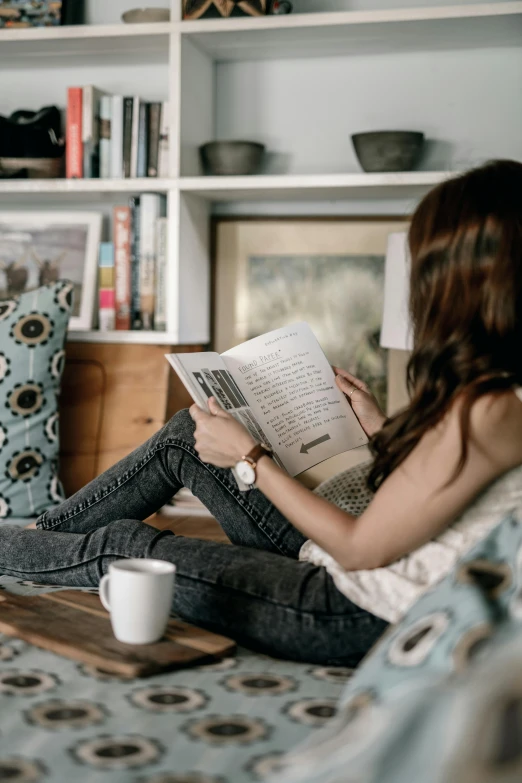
[166,322,367,478]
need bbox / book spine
[82,85,93,178]
[98,242,115,331]
[158,101,169,178]
[136,102,149,178]
[147,102,161,177]
[122,97,134,179]
[66,87,83,179]
[130,96,140,179]
[110,95,124,179]
[113,206,132,330]
[139,193,162,331]
[154,217,168,331]
[129,196,142,329]
[99,95,111,179]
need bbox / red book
[113,206,132,330]
[66,87,83,179]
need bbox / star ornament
[183,0,267,19]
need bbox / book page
[165,352,281,467]
[222,322,368,476]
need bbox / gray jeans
[0,410,387,665]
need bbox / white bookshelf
[1,0,521,345]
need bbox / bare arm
[191,392,522,571]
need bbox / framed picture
[0,1,82,28]
[213,217,410,415]
[0,211,102,330]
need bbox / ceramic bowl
[122,8,170,23]
[199,141,266,176]
[351,131,425,173]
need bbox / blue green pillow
[274,510,522,783]
[0,282,73,518]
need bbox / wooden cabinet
[59,342,202,496]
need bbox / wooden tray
[0,590,236,678]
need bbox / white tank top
[299,388,522,624]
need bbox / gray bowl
[351,131,425,173]
[199,141,266,176]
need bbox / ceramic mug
[99,559,176,645]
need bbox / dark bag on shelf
[0,105,64,178]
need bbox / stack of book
[98,195,168,332]
[66,86,169,179]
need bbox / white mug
[99,558,176,645]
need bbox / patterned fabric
[274,510,522,783]
[0,283,72,518]
[0,543,347,782]
[305,450,522,623]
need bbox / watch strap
[243,443,273,467]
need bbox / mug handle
[99,574,111,612]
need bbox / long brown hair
[368,160,522,491]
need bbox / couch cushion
[274,510,522,783]
[0,282,72,518]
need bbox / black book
[122,97,134,178]
[147,102,162,178]
[129,196,143,329]
[136,103,149,178]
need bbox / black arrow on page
[300,434,331,455]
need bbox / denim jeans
[0,410,387,666]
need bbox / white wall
[85,0,171,25]
[215,47,522,176]
[293,0,510,11]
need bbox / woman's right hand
[333,367,386,438]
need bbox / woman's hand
[334,367,386,438]
[189,397,256,468]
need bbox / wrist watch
[235,443,273,487]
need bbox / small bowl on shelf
[351,131,425,173]
[121,8,170,23]
[199,141,266,176]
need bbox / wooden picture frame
[213,216,409,405]
[212,216,411,484]
[0,211,102,330]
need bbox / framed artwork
[0,211,102,330]
[213,217,410,415]
[0,1,82,28]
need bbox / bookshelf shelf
[179,172,452,201]
[67,330,182,345]
[0,179,177,196]
[0,22,172,66]
[1,3,519,65]
[0,173,451,200]
[180,2,522,60]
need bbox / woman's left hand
[189,397,256,468]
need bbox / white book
[99,95,112,179]
[139,194,165,330]
[158,101,169,178]
[166,322,367,479]
[130,96,140,179]
[110,95,124,179]
[154,217,168,331]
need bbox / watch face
[236,460,256,486]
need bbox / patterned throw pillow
[0,282,73,519]
[274,510,522,783]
